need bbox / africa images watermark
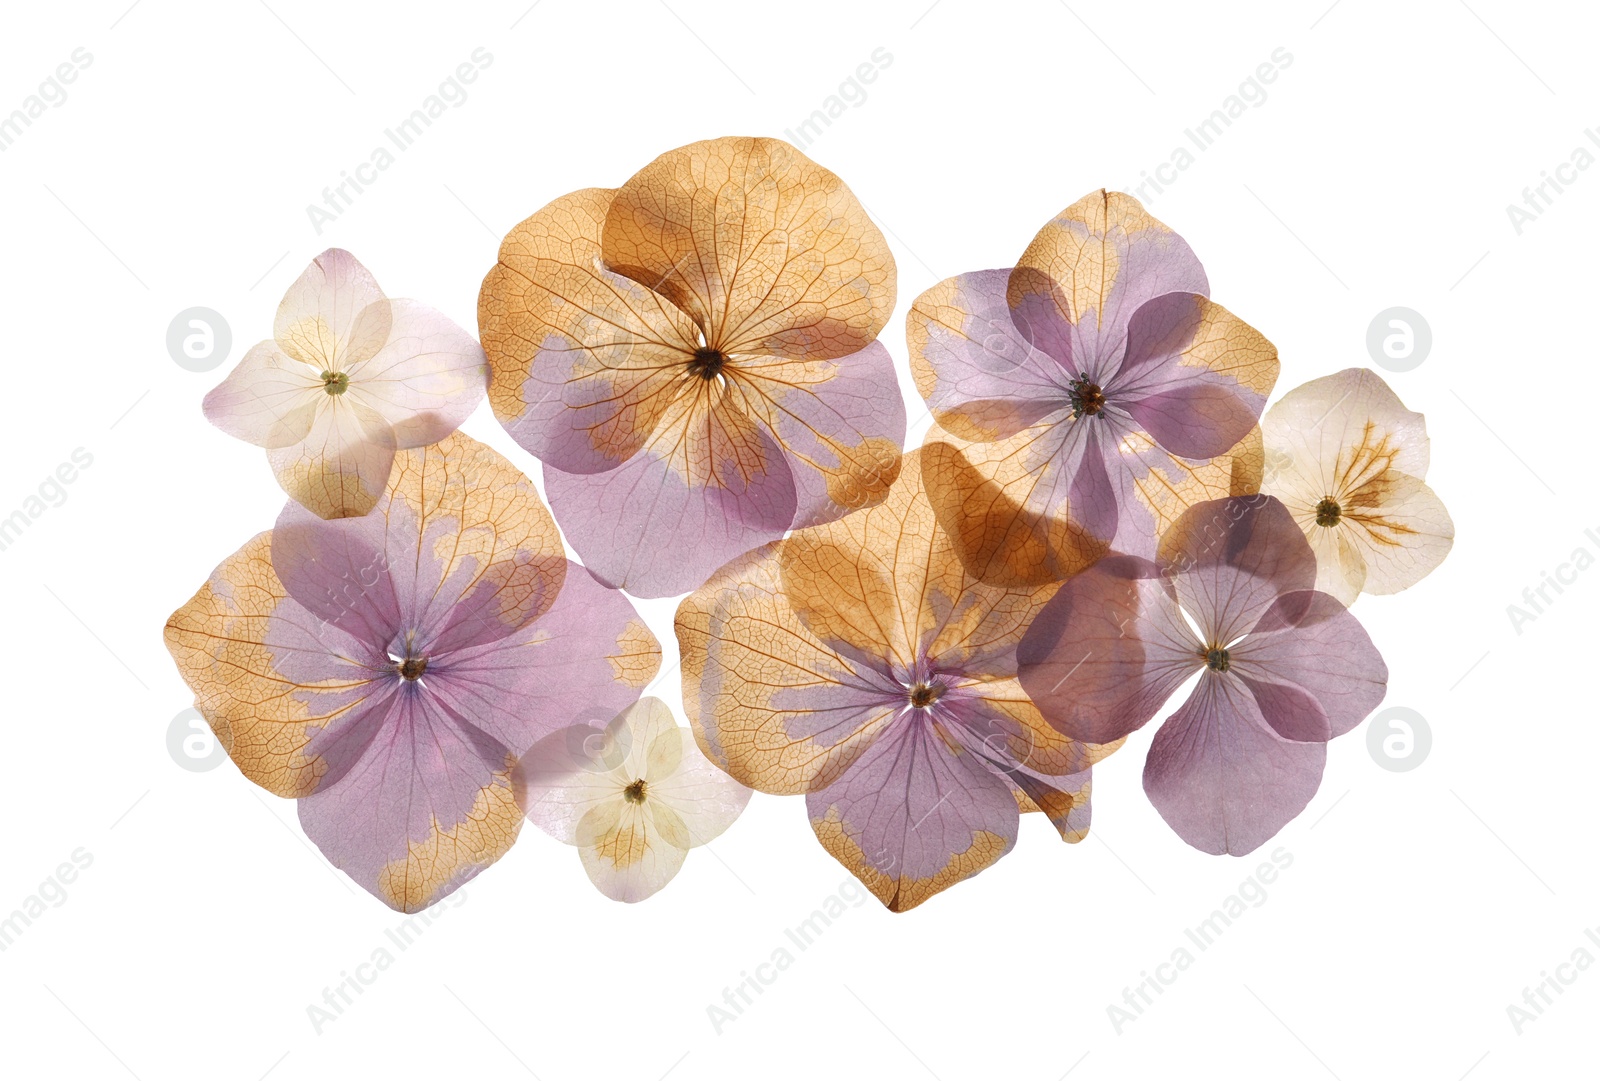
[0,448,95,555]
[306,888,468,1033]
[0,848,94,953]
[1107,847,1294,1034]
[705,876,874,1034]
[1504,525,1600,634]
[1505,128,1600,235]
[1127,46,1293,205]
[0,47,93,152]
[780,47,893,151]
[1505,922,1600,1035]
[306,47,494,235]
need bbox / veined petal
[479,188,702,473]
[297,689,522,912]
[272,432,568,653]
[728,340,905,530]
[920,421,1108,587]
[545,386,798,598]
[575,800,690,903]
[807,716,1018,912]
[1158,495,1317,645]
[345,298,487,448]
[275,248,391,370]
[202,341,323,449]
[1007,190,1208,375]
[1261,367,1431,504]
[1114,291,1278,460]
[267,396,397,520]
[164,531,390,799]
[602,136,895,359]
[908,269,1073,442]
[1018,556,1202,744]
[642,726,753,847]
[1232,589,1387,738]
[676,545,901,795]
[1143,673,1326,856]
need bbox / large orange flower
[479,137,904,597]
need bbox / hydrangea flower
[1017,495,1387,855]
[479,136,905,598]
[909,190,1278,586]
[677,449,1119,911]
[517,697,751,902]
[204,248,487,519]
[164,433,660,911]
[1260,367,1453,605]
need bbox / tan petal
[1342,473,1454,595]
[275,248,391,370]
[267,396,397,519]
[602,136,895,359]
[576,799,689,903]
[478,188,702,472]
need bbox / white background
[1,1,1593,1078]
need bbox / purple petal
[544,416,797,598]
[1143,673,1326,855]
[1231,589,1388,738]
[1113,292,1273,460]
[202,341,321,449]
[807,716,1019,911]
[1018,556,1201,744]
[733,341,906,530]
[1161,495,1317,645]
[298,688,523,912]
[907,269,1073,441]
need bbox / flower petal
[1017,556,1202,744]
[297,689,522,911]
[1231,589,1387,738]
[1159,495,1317,644]
[908,269,1073,442]
[164,531,390,798]
[677,545,901,794]
[202,341,322,449]
[275,248,390,370]
[1261,367,1431,504]
[778,447,1055,677]
[1113,291,1277,460]
[1339,473,1454,596]
[267,396,397,520]
[1143,673,1326,856]
[575,800,690,903]
[545,389,798,597]
[602,136,896,359]
[345,298,487,448]
[272,432,568,653]
[644,726,753,846]
[807,717,1018,912]
[479,187,702,473]
[729,340,905,530]
[433,563,660,755]
[1007,189,1208,374]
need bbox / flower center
[908,681,945,709]
[1205,647,1231,673]
[397,654,428,681]
[320,370,350,396]
[1315,497,1342,527]
[622,779,648,804]
[688,347,727,380]
[1068,373,1106,418]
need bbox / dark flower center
[320,370,349,396]
[688,347,727,380]
[908,682,945,709]
[622,779,648,804]
[397,654,428,681]
[1068,373,1106,418]
[1315,497,1342,527]
[1205,647,1231,673]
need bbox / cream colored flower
[1261,367,1453,604]
[517,697,750,902]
